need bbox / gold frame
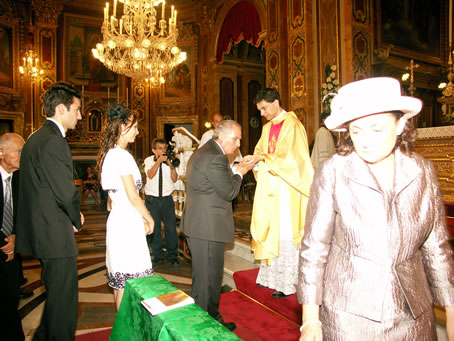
[156,115,199,140]
[0,7,19,94]
[0,111,24,135]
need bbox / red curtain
[216,1,262,63]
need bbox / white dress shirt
[143,156,175,196]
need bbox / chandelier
[19,50,44,78]
[92,0,187,85]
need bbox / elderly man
[243,88,314,298]
[0,133,25,341]
[182,120,253,331]
[16,82,84,341]
[198,113,223,147]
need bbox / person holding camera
[144,138,179,266]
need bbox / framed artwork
[376,0,445,64]
[63,14,119,93]
[0,13,19,94]
[161,41,195,101]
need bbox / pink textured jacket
[297,150,454,322]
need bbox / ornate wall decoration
[352,0,368,24]
[31,0,62,27]
[352,29,370,80]
[267,49,279,89]
[267,0,278,43]
[290,0,303,29]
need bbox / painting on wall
[64,14,118,93]
[0,25,12,89]
[378,0,444,63]
[162,42,194,101]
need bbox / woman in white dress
[97,104,155,310]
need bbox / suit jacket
[181,139,242,243]
[16,120,81,259]
[297,150,454,323]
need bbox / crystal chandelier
[19,50,44,78]
[92,0,187,85]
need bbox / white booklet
[141,290,195,316]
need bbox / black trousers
[0,256,24,340]
[145,195,178,260]
[186,237,225,320]
[33,256,78,341]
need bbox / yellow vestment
[250,111,314,264]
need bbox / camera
[165,141,180,168]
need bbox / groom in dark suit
[16,82,84,341]
[0,133,25,340]
[182,120,253,331]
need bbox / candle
[450,0,452,47]
[117,87,119,102]
[107,86,110,100]
[82,85,84,113]
[104,7,107,21]
[171,5,174,20]
[162,1,165,18]
[174,10,177,25]
[119,19,123,34]
[126,88,128,107]
[113,0,117,17]
[106,2,109,17]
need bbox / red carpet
[75,328,111,341]
[219,290,300,340]
[233,268,302,325]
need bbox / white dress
[101,146,153,290]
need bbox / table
[110,275,240,341]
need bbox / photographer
[144,138,179,265]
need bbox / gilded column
[31,0,61,131]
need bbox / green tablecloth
[110,275,240,341]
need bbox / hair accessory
[325,77,422,132]
[107,104,130,123]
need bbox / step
[225,238,255,263]
[223,252,258,289]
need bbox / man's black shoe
[170,259,179,266]
[19,289,33,300]
[271,290,289,298]
[221,321,236,331]
[20,277,28,286]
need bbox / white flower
[330,72,336,79]
[322,83,327,89]
[328,83,333,89]
[331,65,337,71]
[326,77,332,82]
[333,80,338,85]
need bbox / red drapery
[216,1,262,63]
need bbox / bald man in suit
[0,133,25,340]
[182,120,253,331]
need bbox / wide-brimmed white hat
[325,77,422,132]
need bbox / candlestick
[126,88,128,107]
[108,86,110,100]
[117,87,119,102]
[113,0,117,18]
[450,0,452,47]
[174,10,177,25]
[119,19,123,34]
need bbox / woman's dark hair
[337,111,416,156]
[96,104,138,173]
[43,82,81,117]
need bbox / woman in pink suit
[297,77,454,340]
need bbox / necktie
[158,163,163,197]
[2,176,13,236]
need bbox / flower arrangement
[321,64,339,113]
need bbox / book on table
[141,290,195,316]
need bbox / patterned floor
[18,204,253,339]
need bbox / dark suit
[16,120,82,341]
[181,139,242,320]
[0,170,24,340]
